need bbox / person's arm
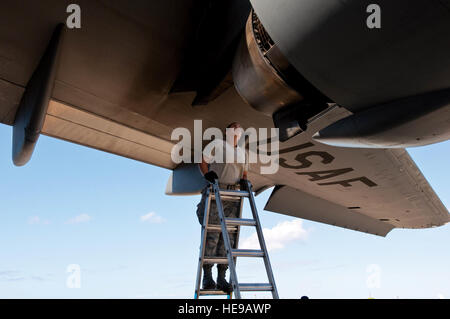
[200,156,218,183]
[240,171,249,190]
[240,150,249,189]
[242,149,249,180]
[199,157,209,176]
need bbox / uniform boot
[216,264,233,293]
[202,265,216,289]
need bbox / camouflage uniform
[196,188,240,257]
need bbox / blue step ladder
[194,180,279,299]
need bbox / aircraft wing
[0,1,448,236]
[260,119,450,237]
[247,107,449,237]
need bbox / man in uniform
[196,122,249,293]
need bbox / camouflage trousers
[196,189,240,259]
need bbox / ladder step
[203,257,228,264]
[225,218,256,227]
[218,189,249,197]
[199,289,230,296]
[239,283,273,292]
[206,224,238,232]
[231,249,264,257]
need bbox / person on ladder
[196,122,249,293]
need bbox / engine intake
[232,11,330,141]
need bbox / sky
[0,123,449,299]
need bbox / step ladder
[194,180,279,299]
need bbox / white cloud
[28,216,40,224]
[240,219,308,252]
[140,212,165,224]
[28,216,50,225]
[66,214,92,224]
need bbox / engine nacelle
[232,11,329,141]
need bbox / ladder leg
[246,181,279,299]
[233,197,244,266]
[213,181,241,299]
[194,187,212,299]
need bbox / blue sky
[0,123,449,299]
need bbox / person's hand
[240,178,250,191]
[204,171,219,183]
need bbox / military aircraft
[0,0,449,237]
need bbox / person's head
[225,122,243,147]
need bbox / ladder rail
[194,187,213,299]
[233,196,244,266]
[212,180,242,299]
[246,180,280,299]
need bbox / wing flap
[41,100,176,169]
[0,79,23,125]
[265,185,395,237]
